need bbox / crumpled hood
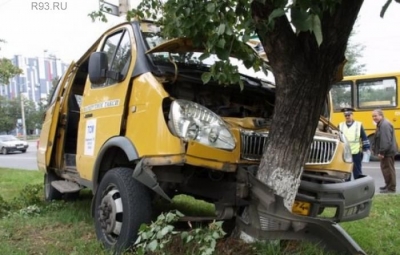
[223,117,269,130]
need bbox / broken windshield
[139,22,274,83]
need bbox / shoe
[380,189,396,194]
[379,186,387,190]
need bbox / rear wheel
[94,167,152,253]
[44,171,62,201]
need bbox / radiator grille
[307,137,337,164]
[240,131,338,164]
[240,131,268,160]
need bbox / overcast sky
[0,0,399,74]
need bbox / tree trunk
[251,0,364,210]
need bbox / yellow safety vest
[339,121,361,154]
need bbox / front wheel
[1,147,7,155]
[94,167,152,253]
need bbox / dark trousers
[347,153,363,181]
[380,156,396,191]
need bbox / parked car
[0,135,29,154]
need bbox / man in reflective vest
[339,108,370,181]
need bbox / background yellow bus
[330,72,400,158]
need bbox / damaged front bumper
[296,175,375,222]
[237,174,374,255]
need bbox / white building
[0,54,69,103]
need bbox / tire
[21,149,27,153]
[44,171,63,201]
[368,135,379,162]
[1,147,7,155]
[94,167,152,253]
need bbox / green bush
[135,210,226,255]
[0,195,11,218]
[0,184,43,218]
[11,184,43,207]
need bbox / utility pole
[101,0,130,17]
[20,92,27,141]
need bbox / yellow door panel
[37,62,76,172]
[76,25,136,180]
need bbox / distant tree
[344,28,366,76]
[0,96,19,133]
[33,100,48,130]
[24,100,39,135]
[0,40,23,85]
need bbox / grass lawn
[0,168,42,199]
[0,168,398,255]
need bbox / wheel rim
[98,185,124,244]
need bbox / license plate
[292,201,311,216]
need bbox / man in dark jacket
[372,109,397,193]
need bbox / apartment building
[0,54,69,104]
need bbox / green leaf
[311,14,323,46]
[134,236,142,245]
[242,33,251,43]
[181,231,189,240]
[185,234,194,243]
[206,3,215,13]
[216,38,226,48]
[225,26,233,36]
[212,231,220,239]
[199,52,211,61]
[291,8,312,32]
[201,72,212,84]
[217,23,226,35]
[157,213,165,221]
[268,8,285,23]
[215,48,230,60]
[185,7,191,16]
[147,239,158,252]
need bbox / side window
[97,30,132,87]
[331,81,353,111]
[48,75,63,106]
[357,78,397,108]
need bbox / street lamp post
[20,94,27,140]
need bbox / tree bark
[251,0,364,210]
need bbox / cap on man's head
[341,107,355,115]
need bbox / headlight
[168,99,236,150]
[339,133,353,163]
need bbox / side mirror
[88,52,108,84]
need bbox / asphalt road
[0,141,38,170]
[0,141,398,194]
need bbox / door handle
[84,113,93,118]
